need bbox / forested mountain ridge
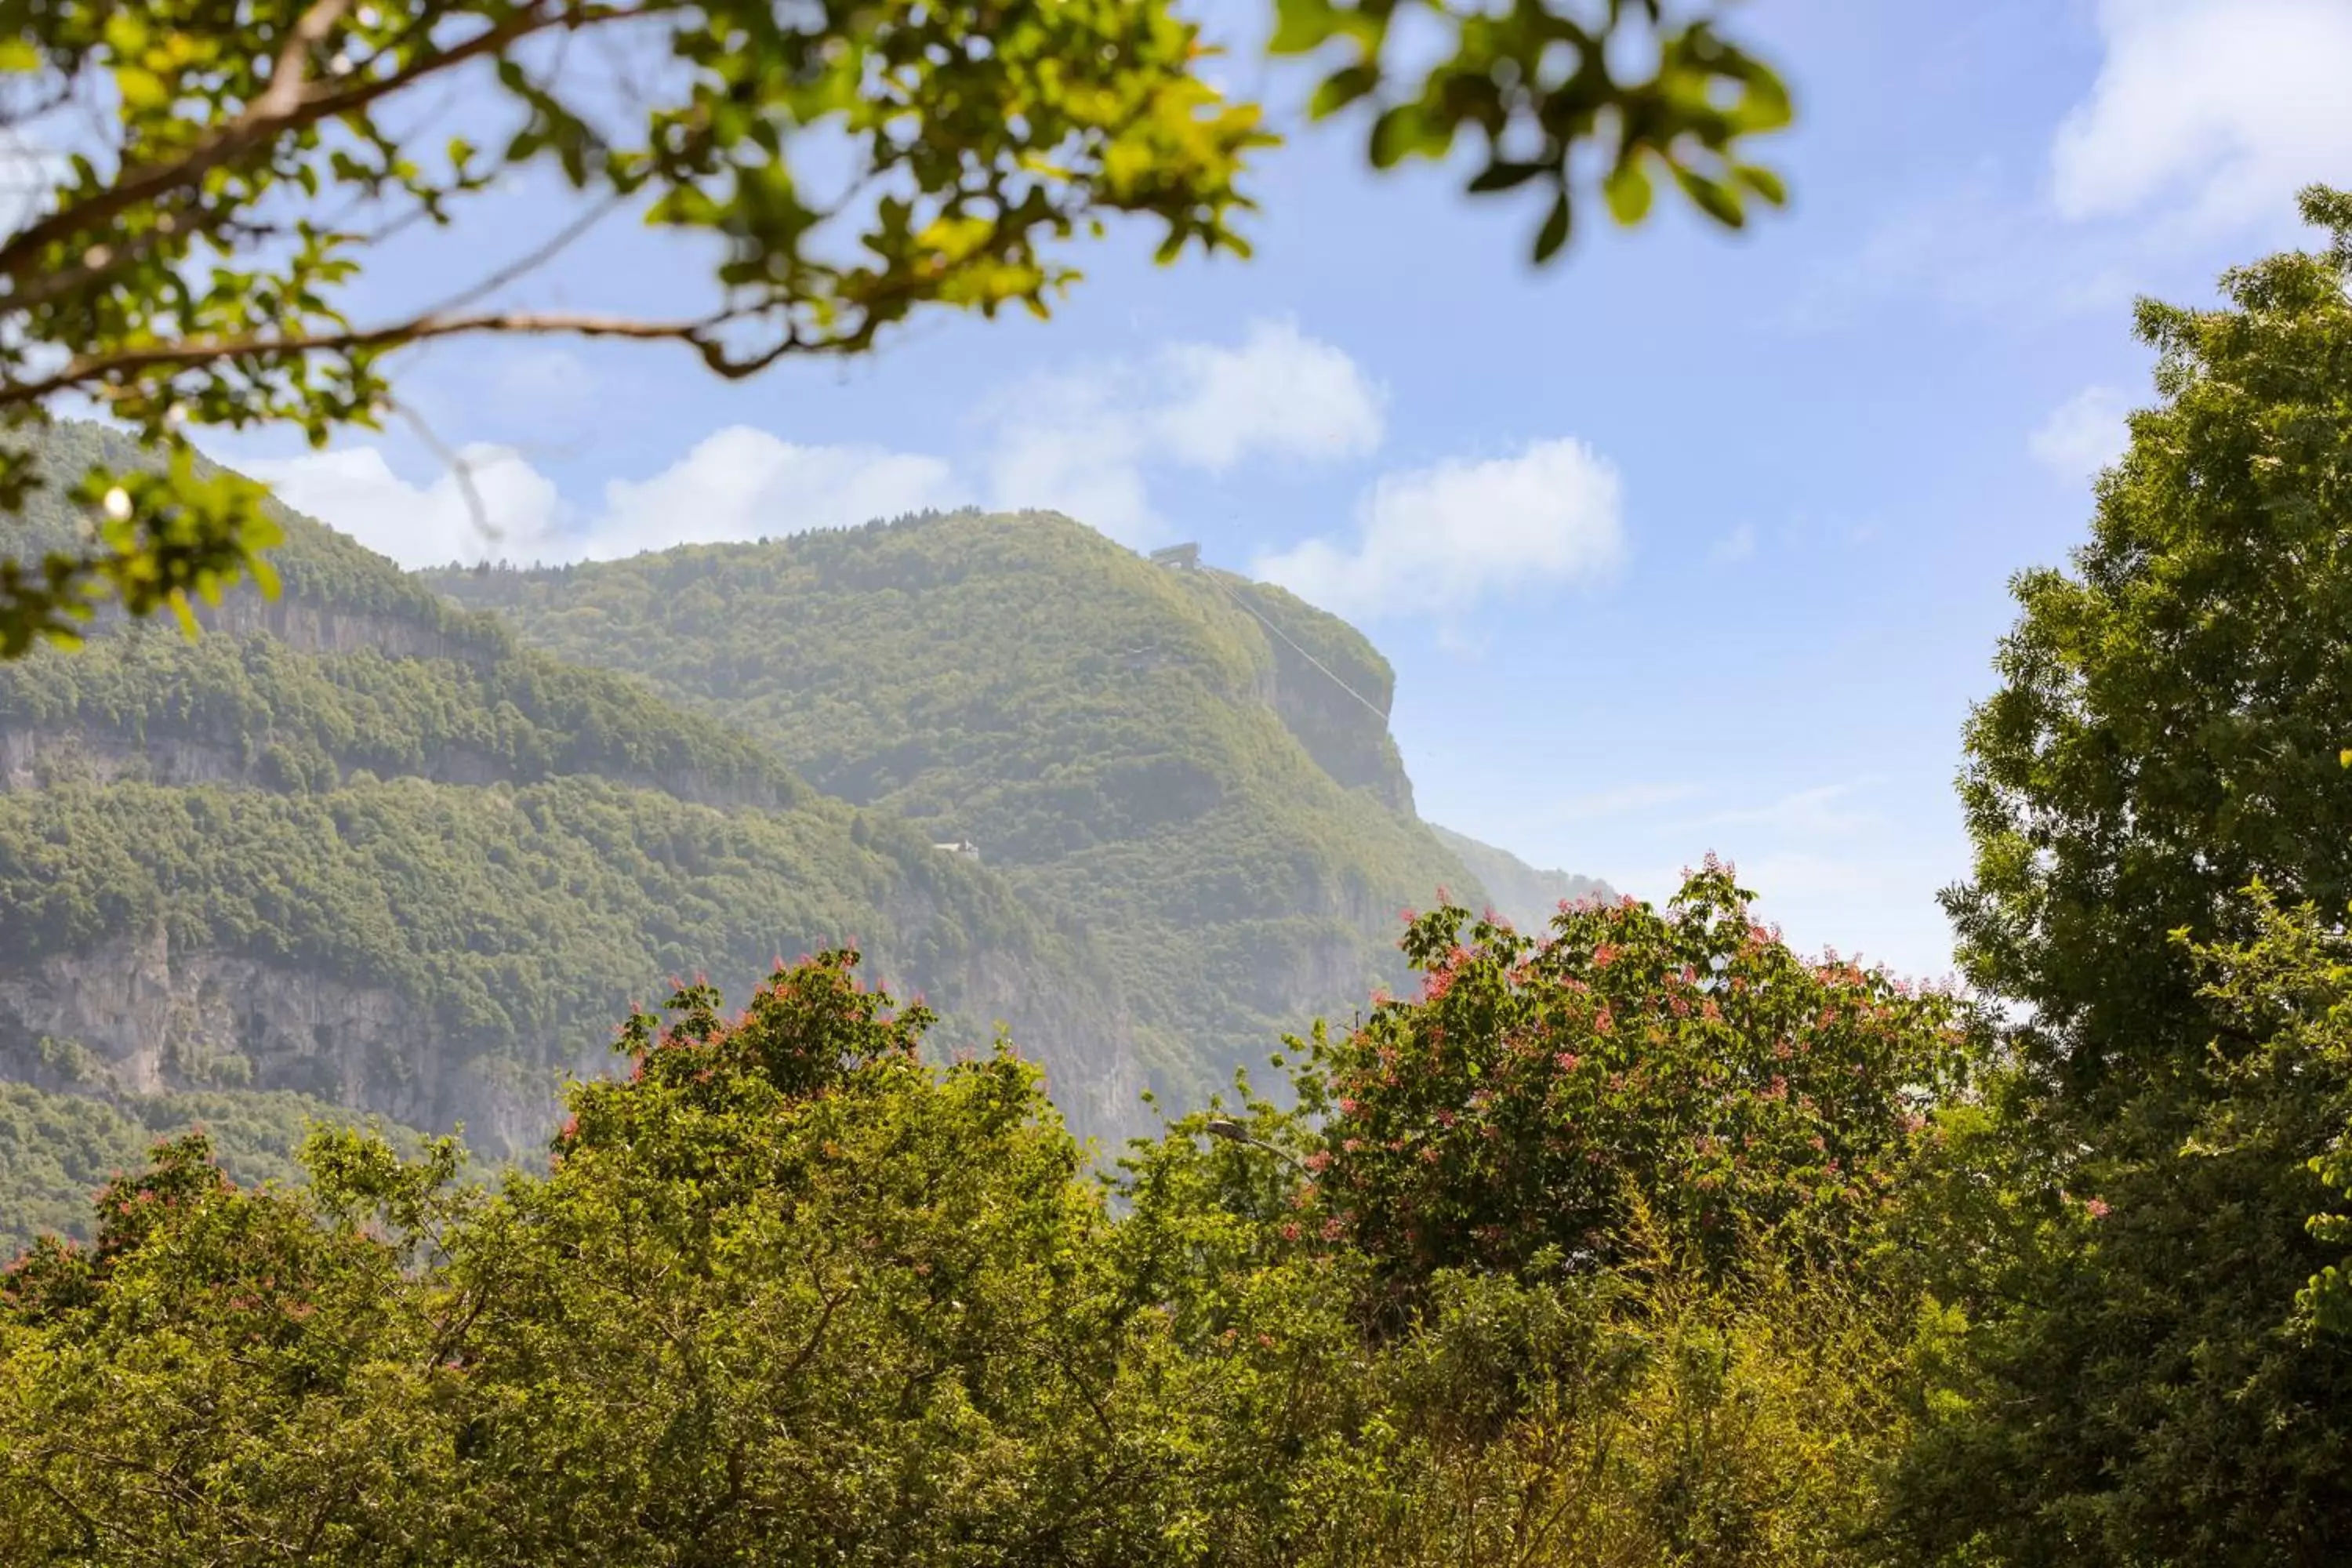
[430,510,1501,1101]
[0,427,1149,1190]
[1427,824,1618,931]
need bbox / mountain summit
[431,510,1505,1102]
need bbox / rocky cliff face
[1220,575,1419,815]
[201,594,504,666]
[920,942,1147,1143]
[0,925,550,1155]
[1256,635,1417,815]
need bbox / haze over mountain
[0,428,1145,1191]
[429,509,1499,1102]
[1426,825,1617,933]
[0,424,1611,1239]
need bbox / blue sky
[216,0,2352,981]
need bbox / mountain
[0,426,1145,1188]
[428,510,1480,1102]
[0,1079,425,1256]
[1426,825,1618,933]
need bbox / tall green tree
[1946,184,2352,1124]
[1889,187,2352,1568]
[0,0,1791,655]
[0,938,1948,1567]
[1292,860,1975,1299]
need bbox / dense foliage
[433,512,1484,1102]
[0,620,807,804]
[0,775,1076,1082]
[1297,863,1975,1293]
[0,445,1143,1154]
[0,1080,424,1253]
[1882,187,2352,1566]
[0,946,1909,1566]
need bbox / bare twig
[0,303,796,408]
[389,397,498,546]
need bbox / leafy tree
[0,0,1791,655]
[0,953,1155,1562]
[1946,184,2352,1126]
[0,941,1933,1568]
[0,1127,458,1561]
[0,1079,430,1253]
[1293,859,1975,1295]
[1888,187,2352,1567]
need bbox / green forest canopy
[431,511,1477,1103]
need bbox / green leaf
[115,65,169,111]
[1671,165,1744,228]
[1603,161,1653,227]
[1733,162,1788,207]
[1467,161,1548,195]
[1368,104,1441,169]
[1309,64,1380,119]
[1533,193,1570,262]
[1267,0,1338,53]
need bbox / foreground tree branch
[0,0,1791,657]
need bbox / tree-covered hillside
[1426,824,1617,931]
[430,512,1497,1100]
[0,431,1147,1208]
[0,1080,426,1254]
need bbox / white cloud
[247,321,1385,567]
[245,428,958,568]
[586,426,956,560]
[2030,385,2133,481]
[245,445,563,568]
[1153,319,1385,470]
[984,318,1381,544]
[2053,0,2352,232]
[984,369,1160,545]
[1252,438,1624,620]
[1709,522,1756,564]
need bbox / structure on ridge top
[1149,542,1200,570]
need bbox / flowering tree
[1298,858,1978,1287]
